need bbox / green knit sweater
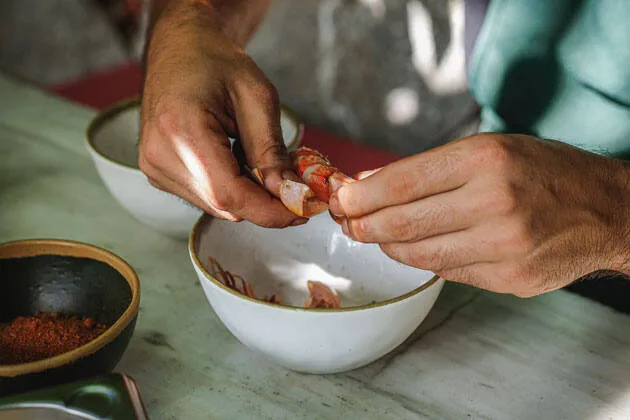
[469,0,630,158]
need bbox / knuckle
[386,242,451,271]
[390,170,418,199]
[235,68,280,108]
[337,185,360,216]
[422,245,453,272]
[140,107,186,169]
[385,215,417,241]
[475,135,512,168]
[348,218,368,242]
[250,79,280,107]
[139,138,163,169]
[147,178,165,191]
[489,183,519,216]
[137,145,163,181]
[137,153,152,176]
[258,140,289,162]
[504,221,536,255]
[155,107,182,142]
[498,264,528,288]
[153,100,208,144]
[380,243,407,265]
[209,191,234,213]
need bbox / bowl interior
[0,254,131,326]
[0,240,139,376]
[90,100,302,169]
[193,214,437,308]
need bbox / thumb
[231,78,293,196]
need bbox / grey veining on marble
[2,73,630,419]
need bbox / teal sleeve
[469,0,630,159]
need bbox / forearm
[147,0,271,48]
[616,160,630,276]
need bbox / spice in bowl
[0,312,109,365]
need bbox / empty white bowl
[86,98,304,239]
[189,213,445,374]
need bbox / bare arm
[147,0,272,47]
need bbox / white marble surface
[2,73,630,419]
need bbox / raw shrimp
[252,147,355,218]
[207,257,281,304]
[305,280,341,309]
[207,257,340,309]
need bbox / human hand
[330,134,630,297]
[138,1,304,227]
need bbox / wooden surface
[3,72,630,419]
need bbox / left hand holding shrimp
[329,133,630,297]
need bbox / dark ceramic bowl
[0,239,140,396]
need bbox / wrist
[612,160,630,276]
[206,0,272,46]
[148,0,269,47]
[143,0,226,72]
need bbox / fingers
[140,103,304,228]
[379,229,497,272]
[362,214,534,269]
[183,127,303,227]
[139,26,302,228]
[331,141,473,218]
[229,70,293,197]
[376,224,541,295]
[342,191,466,243]
[343,181,515,244]
[185,136,304,227]
[434,262,543,297]
[378,233,525,294]
[432,263,496,292]
[139,134,240,221]
[145,166,241,221]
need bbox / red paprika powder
[0,312,109,364]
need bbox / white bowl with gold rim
[86,98,304,239]
[189,212,444,374]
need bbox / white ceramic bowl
[189,213,445,374]
[86,98,304,239]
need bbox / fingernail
[341,218,350,236]
[291,218,308,227]
[251,168,264,185]
[329,193,343,217]
[329,210,344,225]
[355,167,382,180]
[358,219,369,234]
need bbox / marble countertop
[2,73,630,419]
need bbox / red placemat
[50,62,142,110]
[301,127,399,175]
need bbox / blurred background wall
[0,0,478,155]
[0,0,134,84]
